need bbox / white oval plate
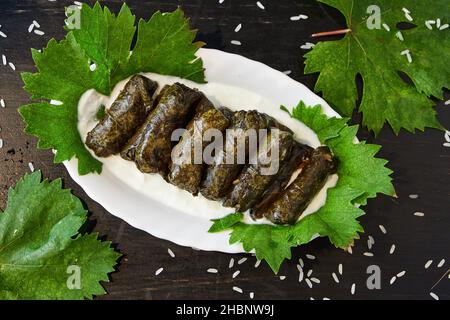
[64,48,340,254]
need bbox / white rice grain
[0,98,5,108]
[28,24,35,33]
[301,42,315,50]
[332,272,339,283]
[8,62,15,71]
[430,292,439,300]
[279,276,286,280]
[155,267,163,276]
[310,277,320,284]
[306,254,316,260]
[338,263,343,275]
[390,244,396,254]
[307,269,313,277]
[219,0,225,4]
[167,248,175,258]
[207,268,218,274]
[437,259,445,268]
[409,194,419,199]
[396,31,404,41]
[379,225,387,234]
[0,31,6,38]
[283,70,292,75]
[305,278,313,288]
[233,286,243,294]
[28,162,35,172]
[34,29,45,36]
[249,292,254,299]
[351,283,356,295]
[234,23,242,32]
[230,40,241,46]
[382,23,391,32]
[298,269,304,282]
[237,257,247,265]
[414,212,425,217]
[229,258,234,268]
[364,252,374,257]
[390,276,397,285]
[445,99,450,105]
[254,259,261,268]
[33,20,41,28]
[0,138,3,149]
[232,270,240,278]
[425,260,433,269]
[2,54,6,65]
[440,24,449,31]
[397,271,406,278]
[256,1,265,10]
[299,258,304,268]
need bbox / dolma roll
[222,129,295,211]
[168,97,230,195]
[257,146,338,225]
[250,142,312,219]
[200,110,272,201]
[86,75,158,157]
[121,85,170,161]
[123,83,202,175]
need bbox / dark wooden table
[0,0,448,300]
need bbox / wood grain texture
[0,0,448,300]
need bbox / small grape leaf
[0,171,120,300]
[305,0,449,134]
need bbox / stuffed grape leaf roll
[86,75,158,157]
[168,97,230,195]
[256,146,338,225]
[120,85,170,161]
[200,110,273,201]
[222,129,295,211]
[122,83,202,175]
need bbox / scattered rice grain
[249,292,254,299]
[0,139,3,149]
[0,31,6,38]
[229,258,234,268]
[414,212,425,217]
[409,194,419,199]
[0,98,5,108]
[2,54,6,65]
[440,24,449,30]
[305,278,313,288]
[390,276,397,285]
[230,40,241,46]
[351,283,356,295]
[332,272,339,283]
[299,258,304,268]
[237,257,247,265]
[307,269,313,277]
[155,267,163,276]
[233,286,243,294]
[437,259,445,268]
[34,29,45,36]
[379,225,387,234]
[167,248,175,258]
[254,259,261,268]
[310,277,320,284]
[28,24,35,33]
[256,1,265,10]
[364,252,374,257]
[207,268,218,273]
[397,271,406,278]
[279,276,286,280]
[232,270,240,278]
[234,23,242,32]
[382,23,391,32]
[8,62,15,70]
[425,260,433,269]
[33,20,41,28]
[390,244,396,254]
[430,292,439,300]
[28,162,35,172]
[338,263,343,275]
[306,254,316,260]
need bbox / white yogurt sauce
[77,73,338,224]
